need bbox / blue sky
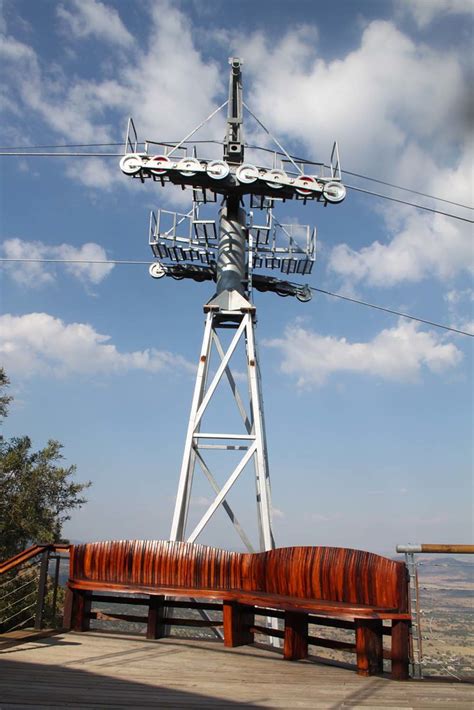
[0,0,472,555]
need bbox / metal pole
[34,548,49,630]
[216,195,247,296]
[51,555,61,628]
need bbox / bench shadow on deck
[1,631,472,709]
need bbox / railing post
[51,555,61,628]
[34,548,50,630]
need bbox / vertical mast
[223,58,244,164]
[216,58,247,300]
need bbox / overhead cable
[1,256,472,337]
[1,141,472,211]
[344,184,473,224]
[340,169,472,211]
[1,150,472,223]
[309,286,473,337]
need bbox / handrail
[0,543,70,575]
[396,544,474,554]
[396,542,473,680]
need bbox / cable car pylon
[119,57,346,553]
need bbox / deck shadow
[0,657,262,708]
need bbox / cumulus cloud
[230,20,472,288]
[328,212,473,287]
[65,158,119,191]
[0,313,194,377]
[56,0,133,46]
[444,288,474,335]
[398,0,473,27]
[1,0,223,189]
[266,320,462,386]
[1,238,114,288]
[239,21,465,175]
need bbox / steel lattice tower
[120,58,346,553]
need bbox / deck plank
[0,632,472,708]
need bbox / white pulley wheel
[295,175,319,196]
[119,154,142,175]
[236,163,259,184]
[207,160,230,180]
[149,262,166,279]
[177,157,201,176]
[148,155,172,175]
[265,169,287,189]
[322,181,346,203]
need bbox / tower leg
[170,312,213,542]
[169,307,274,552]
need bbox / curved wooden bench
[66,541,410,679]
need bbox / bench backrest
[70,541,408,611]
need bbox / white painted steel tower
[119,58,346,553]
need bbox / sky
[0,0,472,556]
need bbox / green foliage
[0,369,91,560]
[0,369,91,631]
[0,368,12,423]
[0,436,91,559]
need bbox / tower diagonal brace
[169,309,275,552]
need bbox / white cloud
[65,157,119,190]
[239,21,465,174]
[229,20,472,288]
[272,507,285,519]
[1,238,114,288]
[444,288,474,335]
[398,0,473,28]
[56,0,133,46]
[1,0,223,190]
[328,212,473,287]
[0,313,194,377]
[444,288,474,305]
[266,320,462,386]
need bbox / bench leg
[70,590,91,632]
[62,587,73,630]
[147,594,165,639]
[284,611,308,661]
[223,600,254,647]
[355,619,383,676]
[391,619,410,680]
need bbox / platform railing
[0,544,70,633]
[396,544,474,679]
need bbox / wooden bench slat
[69,579,410,620]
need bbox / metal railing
[0,544,70,633]
[396,543,474,680]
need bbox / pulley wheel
[177,157,201,177]
[322,181,346,203]
[149,262,166,279]
[236,163,259,184]
[265,169,287,189]
[295,175,319,196]
[207,160,230,180]
[296,286,312,302]
[148,155,172,176]
[119,154,142,175]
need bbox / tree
[0,368,91,560]
[0,368,12,422]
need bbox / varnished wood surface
[68,578,411,619]
[70,541,408,611]
[0,632,472,709]
[0,543,70,574]
[67,541,410,680]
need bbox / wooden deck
[0,631,472,708]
